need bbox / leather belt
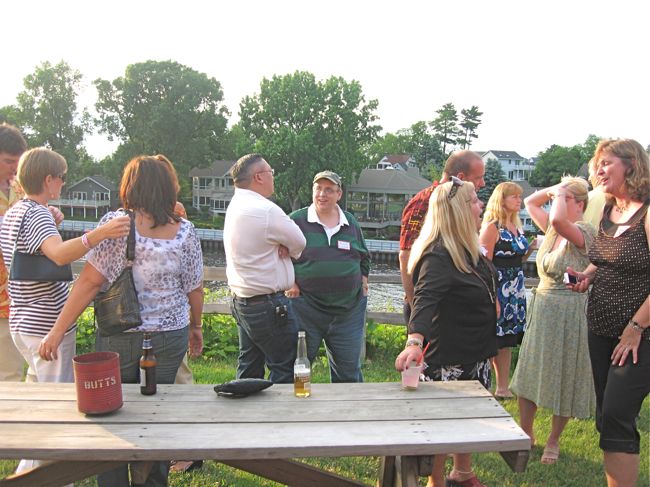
[234,291,284,305]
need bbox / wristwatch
[405,338,423,348]
[628,320,645,333]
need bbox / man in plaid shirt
[399,150,486,321]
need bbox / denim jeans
[95,327,188,487]
[292,295,367,383]
[231,293,298,384]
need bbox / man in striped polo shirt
[286,171,370,383]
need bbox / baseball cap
[313,170,341,186]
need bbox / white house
[481,150,535,181]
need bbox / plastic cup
[401,361,423,390]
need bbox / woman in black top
[568,138,649,487]
[396,177,497,487]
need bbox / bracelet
[81,233,92,250]
[405,338,423,348]
[628,320,645,333]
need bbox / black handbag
[8,203,73,282]
[94,211,142,337]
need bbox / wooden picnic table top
[0,380,530,486]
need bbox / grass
[1,327,648,486]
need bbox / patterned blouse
[88,210,203,333]
[587,200,650,340]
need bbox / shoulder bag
[94,211,142,337]
[9,202,73,282]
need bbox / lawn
[1,319,648,486]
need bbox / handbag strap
[11,199,41,256]
[125,210,136,263]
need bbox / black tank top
[587,199,650,340]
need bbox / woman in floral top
[41,155,204,487]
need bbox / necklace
[470,260,496,304]
[614,200,629,213]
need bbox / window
[94,192,109,201]
[198,178,212,190]
[197,196,210,206]
[71,191,87,200]
[347,191,368,201]
[212,200,230,210]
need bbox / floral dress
[492,225,529,344]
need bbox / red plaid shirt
[399,182,438,251]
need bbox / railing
[51,199,110,208]
[59,221,398,252]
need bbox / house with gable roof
[52,175,118,218]
[189,160,236,215]
[481,150,535,181]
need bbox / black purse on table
[94,211,143,337]
[8,203,73,282]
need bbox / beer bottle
[140,333,157,395]
[294,331,311,398]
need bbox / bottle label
[140,367,147,387]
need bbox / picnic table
[0,381,530,486]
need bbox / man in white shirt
[224,153,306,383]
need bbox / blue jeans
[95,327,188,487]
[292,295,367,383]
[231,293,298,384]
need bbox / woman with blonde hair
[396,177,497,487]
[511,176,596,464]
[569,138,649,487]
[479,182,529,399]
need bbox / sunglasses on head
[447,176,464,199]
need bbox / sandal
[541,445,560,464]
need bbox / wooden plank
[0,460,124,487]
[0,395,508,424]
[0,417,530,461]
[396,456,419,487]
[499,449,530,472]
[0,381,492,403]
[220,459,368,487]
[377,456,396,487]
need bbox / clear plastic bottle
[294,331,311,397]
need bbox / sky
[2,0,648,160]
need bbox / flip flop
[541,445,560,464]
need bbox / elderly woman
[41,154,204,487]
[479,182,530,399]
[510,176,596,464]
[396,177,497,487]
[568,139,649,487]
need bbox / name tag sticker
[337,240,351,250]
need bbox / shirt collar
[307,204,349,227]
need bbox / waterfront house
[189,160,236,215]
[52,175,118,218]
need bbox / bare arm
[40,216,131,266]
[524,186,560,234]
[187,286,204,358]
[39,263,106,360]
[548,186,585,249]
[478,223,499,261]
[399,249,414,306]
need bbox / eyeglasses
[56,173,66,183]
[256,168,275,177]
[313,186,338,196]
[447,176,464,199]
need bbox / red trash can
[73,351,123,415]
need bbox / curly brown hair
[590,139,650,202]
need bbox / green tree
[94,60,230,193]
[458,105,483,149]
[398,121,444,172]
[430,102,460,157]
[529,145,583,187]
[578,134,602,163]
[478,158,507,202]
[239,71,381,210]
[0,60,92,177]
[366,132,411,167]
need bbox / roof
[484,150,525,160]
[515,179,541,199]
[382,154,412,164]
[347,168,431,193]
[189,160,236,178]
[67,175,117,191]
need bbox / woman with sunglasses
[479,182,530,400]
[0,148,129,477]
[395,177,497,487]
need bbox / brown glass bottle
[139,333,157,395]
